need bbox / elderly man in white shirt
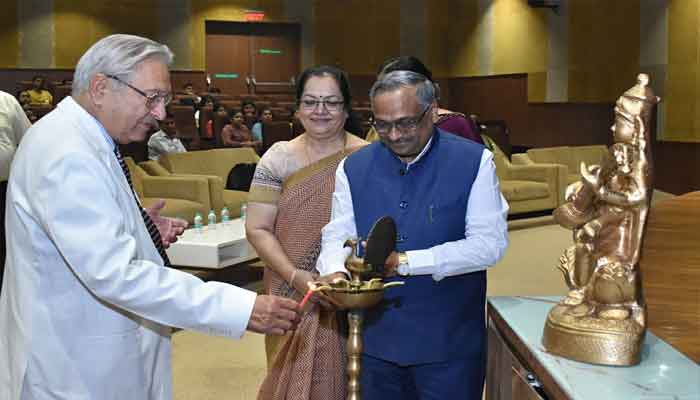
[316,70,509,400]
[0,90,31,293]
[147,113,187,160]
[0,34,299,400]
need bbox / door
[205,21,300,96]
[205,32,249,94]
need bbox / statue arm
[597,183,646,207]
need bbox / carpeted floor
[172,191,673,400]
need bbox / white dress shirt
[0,91,31,181]
[317,138,509,281]
[147,130,187,161]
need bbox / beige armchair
[124,157,211,222]
[512,145,608,185]
[143,148,260,218]
[483,136,567,215]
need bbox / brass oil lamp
[312,217,403,400]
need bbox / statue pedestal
[542,303,644,366]
[487,296,700,400]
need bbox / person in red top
[221,110,261,153]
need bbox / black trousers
[0,180,6,295]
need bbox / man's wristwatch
[396,252,409,276]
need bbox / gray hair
[72,34,173,96]
[369,70,436,108]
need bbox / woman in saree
[246,65,367,400]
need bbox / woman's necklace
[303,132,348,166]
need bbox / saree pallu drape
[257,148,359,400]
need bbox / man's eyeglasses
[105,74,172,110]
[373,104,432,134]
[299,99,345,112]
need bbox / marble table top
[488,296,700,400]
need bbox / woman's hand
[292,270,344,310]
[291,269,317,295]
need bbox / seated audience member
[206,103,229,140]
[24,110,38,124]
[179,82,201,108]
[241,100,258,129]
[221,110,261,152]
[194,95,215,129]
[214,104,229,119]
[27,75,54,106]
[251,107,273,142]
[18,91,32,110]
[148,113,187,161]
[365,56,483,144]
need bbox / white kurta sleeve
[402,149,509,281]
[316,158,355,276]
[40,152,256,338]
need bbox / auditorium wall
[0,0,696,192]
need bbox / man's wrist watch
[397,252,409,276]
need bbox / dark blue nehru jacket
[344,128,486,365]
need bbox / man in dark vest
[316,70,509,399]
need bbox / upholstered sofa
[141,148,260,218]
[512,145,608,185]
[482,136,567,215]
[124,157,211,222]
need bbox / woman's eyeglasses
[299,99,345,112]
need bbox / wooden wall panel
[170,70,208,94]
[0,69,74,97]
[0,68,205,100]
[652,141,700,195]
[314,1,400,75]
[448,74,614,148]
[641,191,700,362]
[0,1,20,68]
[447,74,697,195]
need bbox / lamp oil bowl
[313,278,403,310]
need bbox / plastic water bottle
[221,207,230,225]
[207,209,217,230]
[193,212,203,233]
[240,203,247,222]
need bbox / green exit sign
[214,73,239,79]
[259,49,282,55]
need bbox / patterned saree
[255,147,359,400]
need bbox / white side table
[166,218,258,269]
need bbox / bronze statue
[542,74,660,366]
